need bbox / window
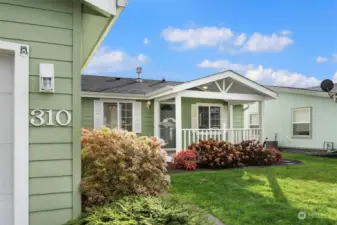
[292,107,311,137]
[249,113,259,128]
[198,105,221,129]
[103,102,133,131]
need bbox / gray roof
[308,83,337,92]
[82,75,182,95]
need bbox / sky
[84,0,337,88]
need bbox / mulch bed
[168,158,303,174]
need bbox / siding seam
[0,19,73,30]
[0,36,72,47]
[0,2,73,14]
[29,207,73,214]
[30,191,73,197]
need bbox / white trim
[215,81,224,93]
[258,101,264,143]
[196,103,223,129]
[99,99,137,131]
[225,81,234,93]
[249,113,260,128]
[0,40,29,225]
[175,94,182,152]
[154,100,160,137]
[81,6,125,71]
[228,104,233,129]
[181,90,265,101]
[291,107,312,138]
[147,71,278,99]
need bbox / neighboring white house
[244,85,337,152]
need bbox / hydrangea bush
[81,128,170,208]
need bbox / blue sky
[84,0,337,87]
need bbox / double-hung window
[292,107,311,138]
[103,102,133,131]
[249,113,259,128]
[198,105,221,129]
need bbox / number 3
[30,109,72,126]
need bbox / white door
[0,52,14,225]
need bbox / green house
[0,1,125,225]
[81,71,278,157]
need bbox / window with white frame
[292,107,311,137]
[103,102,133,131]
[198,105,221,129]
[249,113,259,128]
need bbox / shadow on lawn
[170,167,337,225]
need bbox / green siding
[233,105,244,128]
[0,0,80,224]
[82,97,95,128]
[139,100,154,136]
[81,98,154,136]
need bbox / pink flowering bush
[81,127,170,209]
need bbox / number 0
[56,110,72,126]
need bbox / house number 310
[30,109,72,126]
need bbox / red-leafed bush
[174,150,197,170]
[188,139,283,168]
[269,148,284,164]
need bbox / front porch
[151,71,276,153]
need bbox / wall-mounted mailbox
[39,63,54,93]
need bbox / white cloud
[161,25,293,53]
[333,71,337,83]
[143,37,150,45]
[234,33,246,46]
[279,30,292,36]
[316,56,328,63]
[161,26,233,49]
[242,33,294,53]
[84,48,151,74]
[197,59,320,88]
[197,59,254,72]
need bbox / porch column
[227,103,233,142]
[258,100,265,144]
[154,99,160,137]
[228,104,233,129]
[175,94,182,152]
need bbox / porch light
[39,63,54,93]
[146,100,151,109]
[202,85,208,90]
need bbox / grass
[170,153,337,225]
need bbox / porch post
[175,94,182,152]
[258,100,265,144]
[227,103,233,142]
[154,99,160,137]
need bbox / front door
[159,104,176,149]
[0,52,14,224]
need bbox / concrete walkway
[208,214,226,225]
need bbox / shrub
[188,139,283,168]
[65,195,215,225]
[174,150,197,170]
[81,127,170,208]
[269,148,284,164]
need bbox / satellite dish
[321,79,334,92]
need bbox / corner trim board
[0,40,29,225]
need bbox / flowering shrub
[81,128,170,208]
[174,150,197,170]
[189,139,284,168]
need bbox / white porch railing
[181,128,261,150]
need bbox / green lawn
[170,153,337,225]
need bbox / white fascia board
[181,90,265,101]
[85,0,117,15]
